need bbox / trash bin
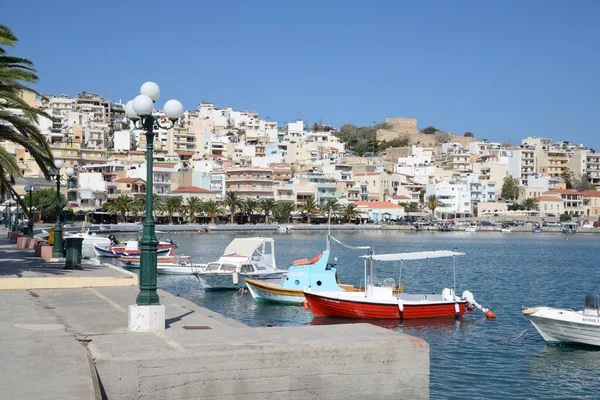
[22,226,31,236]
[64,237,84,269]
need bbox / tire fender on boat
[454,302,460,316]
[398,298,404,313]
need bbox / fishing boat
[93,239,176,257]
[119,255,205,275]
[245,235,362,304]
[193,237,287,290]
[523,294,600,347]
[532,224,543,233]
[276,225,292,233]
[439,224,454,232]
[561,223,577,234]
[304,249,495,320]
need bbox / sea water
[101,230,600,399]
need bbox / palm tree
[0,25,54,198]
[134,194,164,222]
[275,201,295,223]
[204,200,222,224]
[259,198,277,224]
[105,195,133,223]
[163,196,182,225]
[521,198,539,211]
[300,197,319,223]
[341,203,360,223]
[223,190,243,223]
[241,197,258,224]
[184,196,203,223]
[320,199,341,221]
[426,195,440,218]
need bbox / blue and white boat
[245,235,363,304]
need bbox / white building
[425,181,471,218]
[77,172,107,210]
[395,146,435,183]
[508,147,536,185]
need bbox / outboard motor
[107,234,119,246]
[165,238,178,248]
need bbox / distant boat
[523,294,600,347]
[561,223,577,234]
[465,225,478,233]
[532,226,543,233]
[500,228,511,233]
[439,225,454,232]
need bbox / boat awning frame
[364,250,465,262]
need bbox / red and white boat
[93,239,177,258]
[304,250,495,320]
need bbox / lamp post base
[128,304,165,332]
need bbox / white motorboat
[500,228,511,233]
[276,225,292,233]
[523,294,600,347]
[119,255,205,275]
[63,230,118,247]
[465,225,478,232]
[194,237,287,290]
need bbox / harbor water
[99,230,600,399]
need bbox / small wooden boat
[523,294,600,346]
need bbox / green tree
[274,201,295,223]
[241,197,258,224]
[0,25,55,198]
[562,169,576,189]
[521,198,539,211]
[312,122,319,132]
[163,196,182,225]
[507,202,523,211]
[31,189,66,222]
[577,174,596,192]
[464,132,474,137]
[204,200,222,224]
[104,194,133,222]
[420,126,439,135]
[300,197,319,223]
[341,203,360,223]
[183,196,203,223]
[259,198,277,224]
[501,176,520,200]
[320,199,341,220]
[223,190,243,223]
[426,195,440,218]
[403,202,419,213]
[559,212,572,222]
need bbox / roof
[115,178,144,184]
[392,195,411,200]
[223,238,273,258]
[177,151,193,156]
[172,186,213,193]
[368,250,465,262]
[534,196,563,201]
[353,201,404,209]
[128,150,145,155]
[581,190,600,197]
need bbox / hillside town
[6,90,600,225]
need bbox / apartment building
[425,180,471,218]
[586,152,600,187]
[508,147,536,185]
[225,167,274,198]
[542,189,584,216]
[539,150,568,178]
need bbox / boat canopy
[366,250,465,262]
[223,237,273,258]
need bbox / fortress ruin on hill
[377,117,477,147]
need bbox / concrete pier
[0,231,430,399]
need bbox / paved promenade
[0,229,430,399]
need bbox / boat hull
[94,245,172,258]
[196,272,285,291]
[245,278,360,305]
[304,291,469,319]
[524,307,600,346]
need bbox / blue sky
[3,0,600,147]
